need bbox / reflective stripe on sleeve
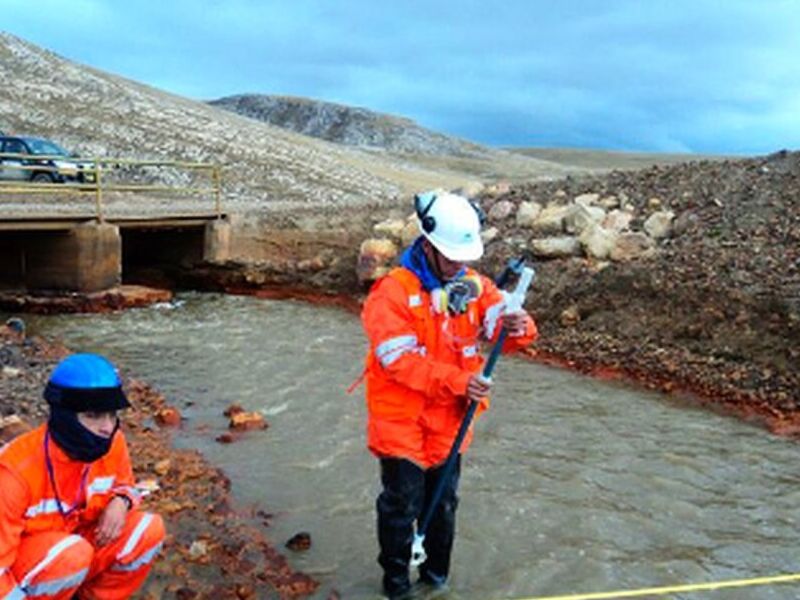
[24,568,88,597]
[111,542,163,573]
[117,513,153,561]
[24,498,71,518]
[375,334,420,368]
[87,475,115,497]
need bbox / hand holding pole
[410,266,535,568]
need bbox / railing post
[213,165,222,219]
[94,160,105,222]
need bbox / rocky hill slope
[482,151,800,421]
[209,94,488,157]
[0,33,575,215]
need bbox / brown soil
[492,151,800,432]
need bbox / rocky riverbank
[0,324,321,599]
[1,148,797,597]
[0,285,174,314]
[193,151,799,435]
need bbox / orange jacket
[361,266,538,421]
[0,424,140,596]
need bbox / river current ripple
[22,293,800,600]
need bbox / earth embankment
[196,151,799,430]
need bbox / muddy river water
[23,293,800,600]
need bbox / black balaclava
[48,405,119,463]
[43,353,130,463]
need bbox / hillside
[510,147,730,172]
[478,151,800,419]
[209,94,487,157]
[0,33,577,215]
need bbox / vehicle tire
[31,172,55,183]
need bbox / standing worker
[0,353,165,600]
[361,190,538,598]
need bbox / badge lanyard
[44,430,89,519]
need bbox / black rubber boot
[418,455,461,587]
[377,458,426,599]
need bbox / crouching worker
[0,353,165,600]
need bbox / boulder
[481,226,499,243]
[530,236,582,259]
[579,223,617,260]
[488,200,515,221]
[573,192,600,207]
[155,406,182,427]
[565,204,606,235]
[515,201,542,228]
[598,195,620,210]
[484,181,511,197]
[229,411,268,431]
[453,182,485,198]
[672,210,700,236]
[373,218,406,241]
[357,238,398,282]
[560,305,581,327]
[609,232,656,261]
[285,532,312,551]
[644,210,676,239]
[530,204,575,235]
[602,209,634,232]
[400,218,419,247]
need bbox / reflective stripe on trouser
[376,457,461,597]
[10,532,93,600]
[76,510,165,600]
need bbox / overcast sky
[5,0,800,154]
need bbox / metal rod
[213,166,222,219]
[95,162,104,222]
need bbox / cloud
[4,0,800,153]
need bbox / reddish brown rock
[223,403,245,417]
[155,406,182,427]
[0,285,173,315]
[228,411,267,432]
[285,532,312,552]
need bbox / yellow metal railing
[0,153,223,222]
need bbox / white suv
[0,136,96,183]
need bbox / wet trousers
[376,456,461,598]
[6,510,164,600]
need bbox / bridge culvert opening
[120,226,205,287]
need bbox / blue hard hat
[44,353,130,411]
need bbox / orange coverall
[0,425,165,600]
[362,266,538,468]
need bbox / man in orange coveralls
[361,190,538,598]
[0,353,165,600]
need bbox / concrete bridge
[0,158,230,293]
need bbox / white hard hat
[415,190,484,261]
